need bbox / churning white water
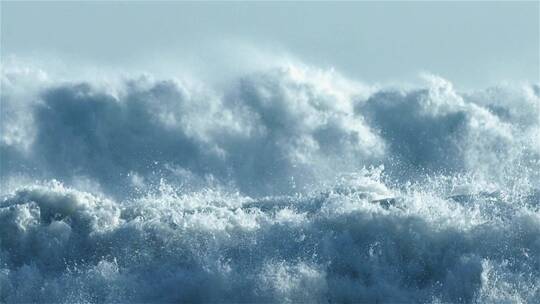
[1,62,539,303]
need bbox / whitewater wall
[1,61,539,303]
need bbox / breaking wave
[1,61,539,303]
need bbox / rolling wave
[1,62,539,303]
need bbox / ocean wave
[1,176,539,303]
[2,63,538,197]
[1,61,539,303]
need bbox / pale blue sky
[1,1,538,88]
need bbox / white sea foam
[1,60,539,303]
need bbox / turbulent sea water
[1,62,539,303]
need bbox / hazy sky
[1,1,539,88]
